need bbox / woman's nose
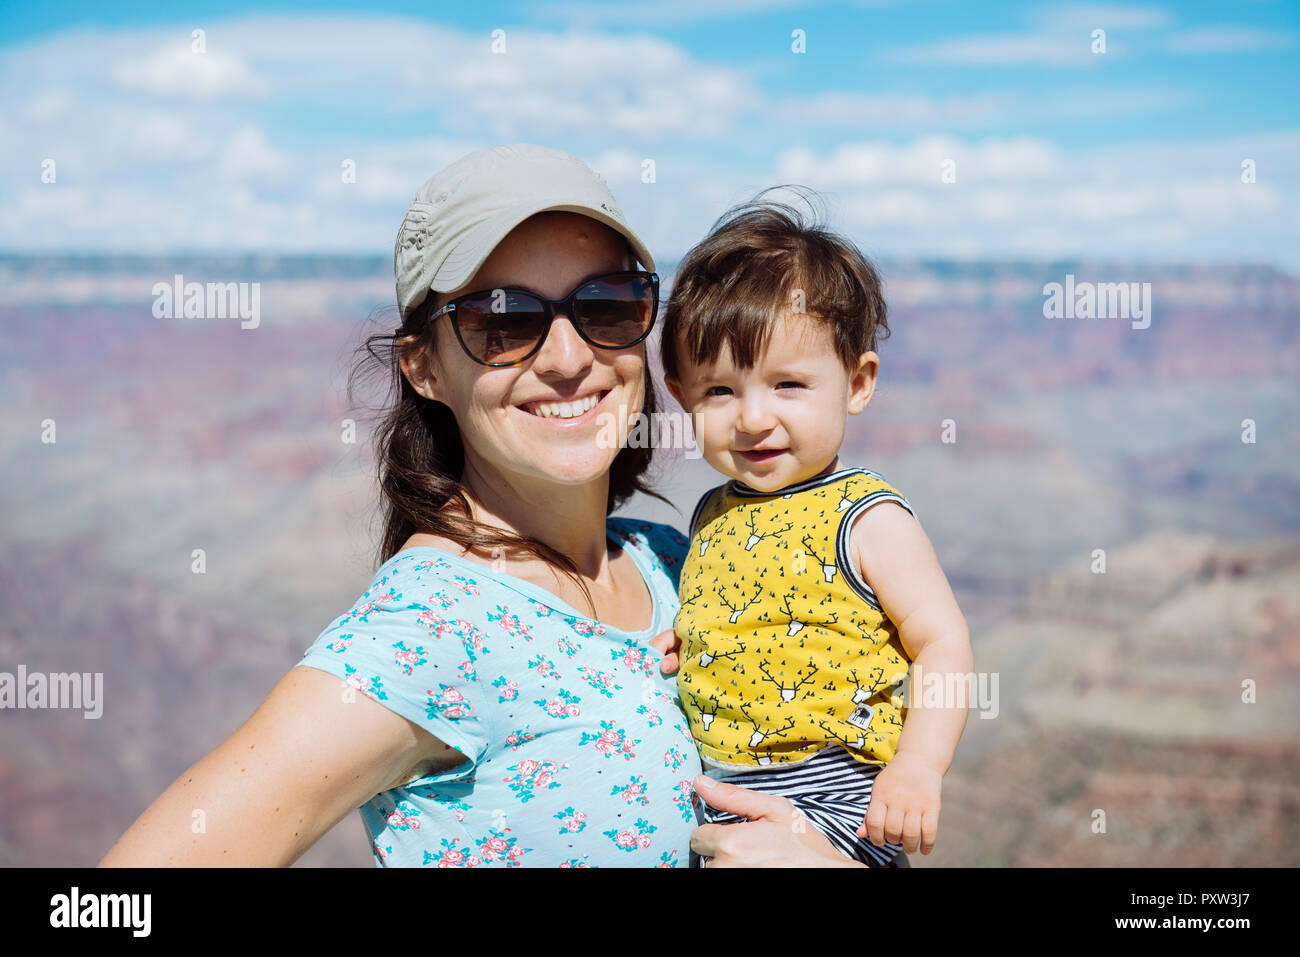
[531,313,594,379]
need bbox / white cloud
[881,3,1169,68]
[0,13,1295,273]
[111,42,269,99]
[1167,26,1300,54]
[1034,3,1172,31]
[772,132,1296,265]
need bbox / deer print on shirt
[716,580,763,625]
[757,657,820,703]
[742,509,793,552]
[800,534,837,583]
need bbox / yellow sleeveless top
[675,467,917,768]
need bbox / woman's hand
[648,628,681,675]
[689,775,865,868]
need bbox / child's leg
[691,746,904,867]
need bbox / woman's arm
[99,665,458,867]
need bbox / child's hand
[858,752,942,855]
[648,629,681,675]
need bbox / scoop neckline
[379,521,663,641]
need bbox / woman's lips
[516,389,610,424]
[736,448,786,463]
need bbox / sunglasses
[425,269,660,367]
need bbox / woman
[99,143,876,868]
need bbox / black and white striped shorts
[692,746,906,867]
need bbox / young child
[660,193,973,867]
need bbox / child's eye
[776,381,806,390]
[703,385,732,397]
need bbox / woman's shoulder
[607,515,689,586]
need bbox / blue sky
[2,1,1297,268]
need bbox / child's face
[665,312,877,493]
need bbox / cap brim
[432,201,656,295]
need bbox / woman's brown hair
[347,239,667,613]
[660,185,889,382]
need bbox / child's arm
[849,501,974,855]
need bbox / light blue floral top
[295,517,702,867]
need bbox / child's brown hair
[659,186,889,384]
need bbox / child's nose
[737,394,776,433]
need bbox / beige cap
[394,143,656,318]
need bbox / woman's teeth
[526,393,602,419]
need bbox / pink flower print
[657,850,679,868]
[611,775,649,806]
[558,857,592,868]
[492,675,519,702]
[673,779,695,822]
[503,759,567,803]
[458,660,475,680]
[429,839,467,868]
[613,642,654,677]
[391,641,428,676]
[326,634,353,653]
[506,843,527,864]
[479,834,511,862]
[343,664,388,703]
[580,720,639,760]
[428,590,458,609]
[535,604,553,618]
[504,726,538,751]
[603,817,657,853]
[637,704,663,726]
[664,746,686,771]
[451,575,480,595]
[528,654,561,679]
[351,588,398,623]
[554,806,588,833]
[556,635,581,658]
[426,684,474,721]
[386,802,421,831]
[487,605,533,641]
[417,610,451,637]
[572,619,606,638]
[534,688,580,720]
[578,665,621,698]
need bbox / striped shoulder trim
[688,483,728,537]
[729,465,886,498]
[834,483,917,612]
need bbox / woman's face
[402,211,646,493]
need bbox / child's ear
[847,351,879,414]
[664,375,687,410]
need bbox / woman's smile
[515,388,610,423]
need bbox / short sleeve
[296,564,494,773]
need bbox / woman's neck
[459,455,612,579]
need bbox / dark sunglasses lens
[454,292,548,364]
[573,275,654,347]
